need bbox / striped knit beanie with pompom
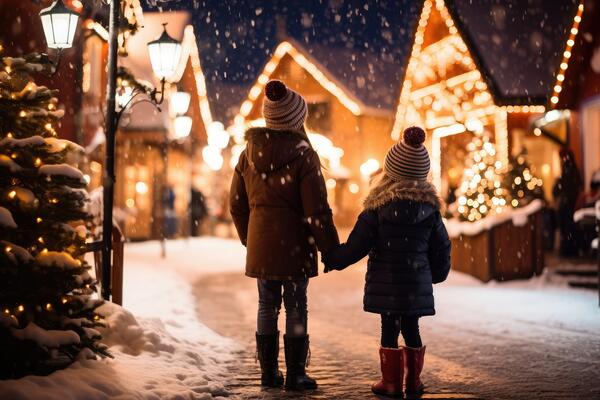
[384,126,430,181]
[262,80,308,131]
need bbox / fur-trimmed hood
[244,127,312,174]
[363,175,443,217]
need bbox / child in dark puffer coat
[323,127,451,398]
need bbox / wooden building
[392,0,582,202]
[552,0,600,190]
[114,12,211,240]
[230,39,398,224]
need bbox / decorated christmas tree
[456,134,508,222]
[503,149,544,208]
[0,53,107,378]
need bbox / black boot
[284,334,317,391]
[256,332,284,387]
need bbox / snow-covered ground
[0,238,247,400]
[1,237,599,399]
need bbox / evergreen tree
[0,53,107,378]
[503,149,544,208]
[456,134,508,222]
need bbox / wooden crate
[451,211,544,282]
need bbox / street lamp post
[40,0,182,301]
[100,0,120,301]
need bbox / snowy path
[0,238,247,400]
[193,253,600,400]
[1,238,599,399]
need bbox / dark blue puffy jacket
[323,199,451,316]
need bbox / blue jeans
[257,279,308,337]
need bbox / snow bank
[445,199,543,238]
[0,238,243,399]
[438,268,600,336]
[0,303,232,400]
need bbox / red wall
[0,0,85,143]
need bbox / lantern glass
[173,116,192,140]
[39,0,79,49]
[148,25,182,80]
[169,91,191,116]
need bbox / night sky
[144,0,421,122]
[143,0,578,122]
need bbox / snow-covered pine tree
[0,53,107,378]
[456,134,508,222]
[503,148,544,208]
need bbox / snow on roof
[180,1,422,125]
[445,0,580,105]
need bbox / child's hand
[322,253,335,273]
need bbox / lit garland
[391,0,432,140]
[183,25,213,128]
[550,1,584,106]
[233,40,367,126]
[504,151,544,208]
[392,0,551,190]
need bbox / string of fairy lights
[233,40,367,126]
[550,1,584,106]
[391,0,555,196]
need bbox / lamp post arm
[150,78,167,105]
[39,49,63,77]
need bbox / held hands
[322,253,342,273]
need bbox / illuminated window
[306,102,331,133]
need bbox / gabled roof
[235,39,397,124]
[445,0,580,105]
[178,0,422,126]
[303,42,405,113]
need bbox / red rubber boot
[404,345,426,395]
[371,347,404,398]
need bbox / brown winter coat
[229,127,339,280]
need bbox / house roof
[552,0,599,109]
[235,39,402,123]
[142,0,581,128]
[445,0,580,105]
[175,0,422,125]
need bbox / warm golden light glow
[550,0,584,107]
[234,40,364,125]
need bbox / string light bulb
[550,0,584,107]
